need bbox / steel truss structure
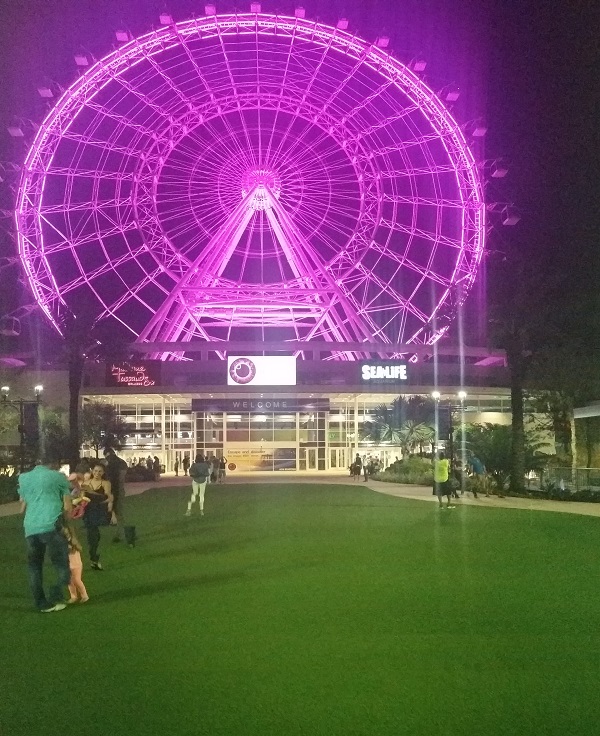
[15,12,485,360]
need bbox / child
[63,525,89,604]
[69,461,92,519]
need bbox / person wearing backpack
[185,454,211,517]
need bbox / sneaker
[80,597,89,604]
[67,598,78,605]
[184,510,191,517]
[447,505,456,509]
[41,603,67,613]
[200,510,204,517]
[91,561,104,571]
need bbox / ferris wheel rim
[15,11,485,349]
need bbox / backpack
[190,462,209,482]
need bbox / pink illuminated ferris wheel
[15,12,485,359]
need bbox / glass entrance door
[299,448,317,470]
[329,448,348,471]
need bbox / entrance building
[80,350,510,474]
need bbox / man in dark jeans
[18,454,73,612]
[104,447,134,546]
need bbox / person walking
[182,455,190,476]
[174,458,180,477]
[104,448,136,547]
[185,454,210,517]
[151,456,160,481]
[217,456,227,483]
[468,455,484,499]
[352,454,362,481]
[433,452,455,509]
[82,463,115,570]
[18,453,73,613]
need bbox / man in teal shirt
[18,454,73,612]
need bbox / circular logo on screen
[228,463,236,471]
[229,357,257,384]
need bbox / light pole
[431,390,467,483]
[431,391,441,458]
[457,391,467,493]
[1,385,43,473]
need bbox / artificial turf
[1,482,599,736]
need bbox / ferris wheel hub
[241,168,281,210]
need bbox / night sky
[0,0,597,351]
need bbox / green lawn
[1,483,599,736]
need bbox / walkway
[2,473,600,519]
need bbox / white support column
[354,394,359,455]
[161,396,166,465]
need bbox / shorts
[434,480,450,497]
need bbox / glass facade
[83,392,512,473]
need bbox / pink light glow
[15,12,485,357]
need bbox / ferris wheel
[15,11,485,360]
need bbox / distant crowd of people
[350,454,382,482]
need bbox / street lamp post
[431,391,441,458]
[431,390,468,491]
[1,385,43,473]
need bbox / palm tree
[362,396,436,456]
[397,421,434,457]
[362,402,404,444]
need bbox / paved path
[2,472,600,519]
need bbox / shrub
[379,456,433,485]
[125,465,156,483]
[0,471,19,504]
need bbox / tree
[580,417,600,468]
[39,407,70,462]
[397,420,434,456]
[362,395,436,451]
[0,402,18,440]
[81,401,128,458]
[462,423,552,493]
[62,308,131,470]
[527,345,600,471]
[487,247,562,494]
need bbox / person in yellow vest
[433,452,455,509]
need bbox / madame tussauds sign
[106,361,161,388]
[360,362,408,383]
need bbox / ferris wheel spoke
[214,25,257,168]
[260,28,300,168]
[85,100,158,140]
